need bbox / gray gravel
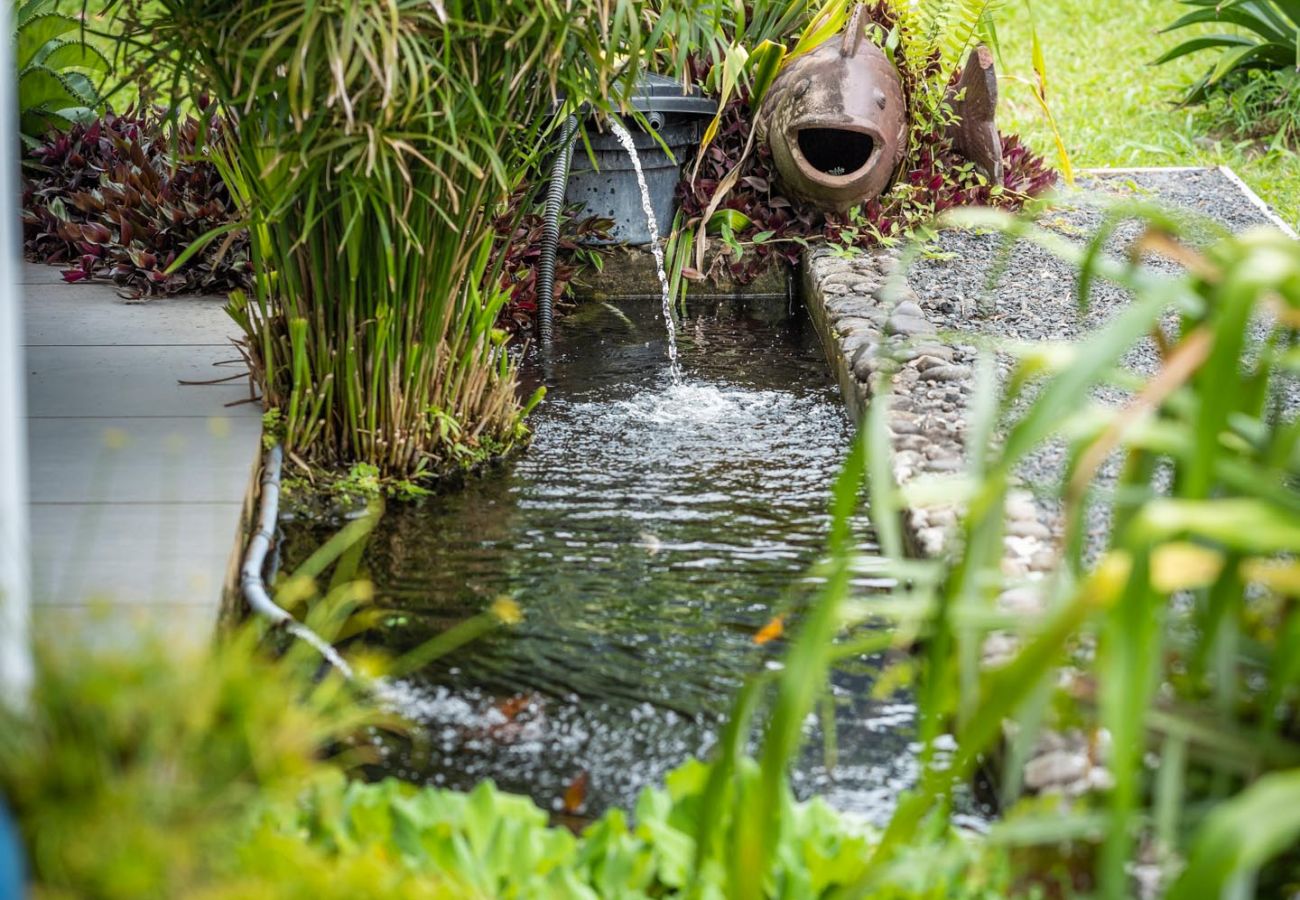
[906,168,1297,551]
[801,167,1296,815]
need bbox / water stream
[286,621,356,679]
[279,297,926,822]
[608,120,681,382]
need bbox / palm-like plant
[1157,0,1300,103]
[109,0,650,476]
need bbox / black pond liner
[279,295,957,824]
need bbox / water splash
[608,120,681,383]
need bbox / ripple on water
[279,298,928,823]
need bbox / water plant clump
[111,0,655,478]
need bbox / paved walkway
[22,263,261,647]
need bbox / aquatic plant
[816,206,1300,895]
[108,0,655,477]
[22,108,251,296]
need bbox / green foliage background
[994,0,1299,229]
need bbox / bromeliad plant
[109,0,653,477]
[1157,0,1300,104]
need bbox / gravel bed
[906,168,1297,553]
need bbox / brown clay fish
[756,5,1005,212]
[756,6,908,213]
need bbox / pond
[279,295,921,822]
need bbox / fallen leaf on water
[495,693,536,721]
[754,614,784,645]
[563,770,589,814]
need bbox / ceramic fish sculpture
[756,5,1003,212]
[944,43,1002,184]
[756,6,908,213]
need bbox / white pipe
[241,445,292,625]
[0,0,34,708]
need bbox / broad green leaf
[1153,33,1255,66]
[1134,498,1300,553]
[745,39,786,108]
[16,12,78,71]
[1168,771,1300,899]
[38,41,111,74]
[707,208,752,233]
[18,66,82,114]
[16,0,56,28]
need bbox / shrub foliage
[22,109,251,297]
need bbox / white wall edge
[1078,165,1296,239]
[0,0,33,709]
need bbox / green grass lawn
[993,0,1300,229]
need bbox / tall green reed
[110,0,653,476]
[693,204,1300,896]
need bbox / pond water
[279,296,920,822]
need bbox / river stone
[888,415,922,435]
[911,354,953,371]
[836,316,883,337]
[842,332,877,358]
[1023,750,1091,793]
[886,315,936,337]
[918,363,968,382]
[1007,517,1052,540]
[893,299,925,319]
[827,296,875,318]
[852,346,881,381]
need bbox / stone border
[800,244,1104,801]
[801,246,1057,574]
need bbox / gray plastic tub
[563,74,715,246]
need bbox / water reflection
[280,297,918,820]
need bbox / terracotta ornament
[756,4,1004,212]
[945,43,1002,183]
[756,6,907,213]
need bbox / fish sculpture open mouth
[755,3,1004,213]
[755,6,908,213]
[792,123,880,181]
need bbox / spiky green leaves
[1157,0,1300,104]
[15,1,108,141]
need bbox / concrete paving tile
[23,281,240,346]
[27,416,261,504]
[29,500,243,609]
[25,345,258,417]
[20,262,66,286]
[31,602,218,653]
